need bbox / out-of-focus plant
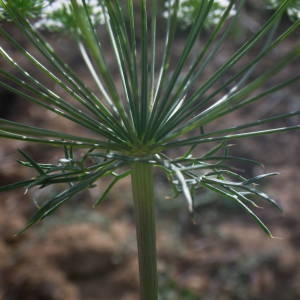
[34,0,106,30]
[0,0,44,20]
[0,1,299,299]
[164,0,300,28]
[264,0,300,20]
[163,0,237,28]
[0,0,105,29]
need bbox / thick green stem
[131,162,158,300]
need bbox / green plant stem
[131,162,158,300]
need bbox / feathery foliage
[0,0,299,234]
[0,1,299,298]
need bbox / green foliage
[0,0,299,235]
[0,0,44,20]
[35,0,106,31]
[0,0,105,30]
[1,1,299,299]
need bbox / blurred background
[0,1,300,299]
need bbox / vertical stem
[131,162,158,300]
